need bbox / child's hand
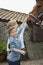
[21,50,26,55]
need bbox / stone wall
[0,21,8,43]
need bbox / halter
[29,2,43,25]
[29,13,39,22]
[29,13,43,24]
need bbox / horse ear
[36,0,43,2]
[36,0,39,2]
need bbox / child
[7,20,27,65]
[7,20,26,55]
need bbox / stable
[0,8,43,60]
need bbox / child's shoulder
[9,37,15,43]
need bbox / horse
[23,0,43,59]
[27,0,43,26]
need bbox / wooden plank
[10,12,18,20]
[23,15,28,22]
[5,12,16,20]
[1,11,10,19]
[20,14,24,22]
[0,11,6,18]
[17,13,23,22]
[1,11,11,19]
[2,11,13,20]
[20,14,25,22]
[5,12,15,20]
[5,11,13,20]
[13,13,21,21]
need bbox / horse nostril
[26,20,32,25]
[29,20,32,23]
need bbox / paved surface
[0,59,43,65]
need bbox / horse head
[27,0,43,26]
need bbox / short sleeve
[7,39,10,51]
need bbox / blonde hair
[7,20,17,29]
[7,20,18,34]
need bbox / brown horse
[27,0,43,26]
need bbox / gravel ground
[0,59,43,65]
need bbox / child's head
[7,20,18,29]
[7,20,18,37]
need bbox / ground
[0,59,43,65]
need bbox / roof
[0,8,28,22]
[0,8,43,25]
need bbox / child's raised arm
[18,21,28,36]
